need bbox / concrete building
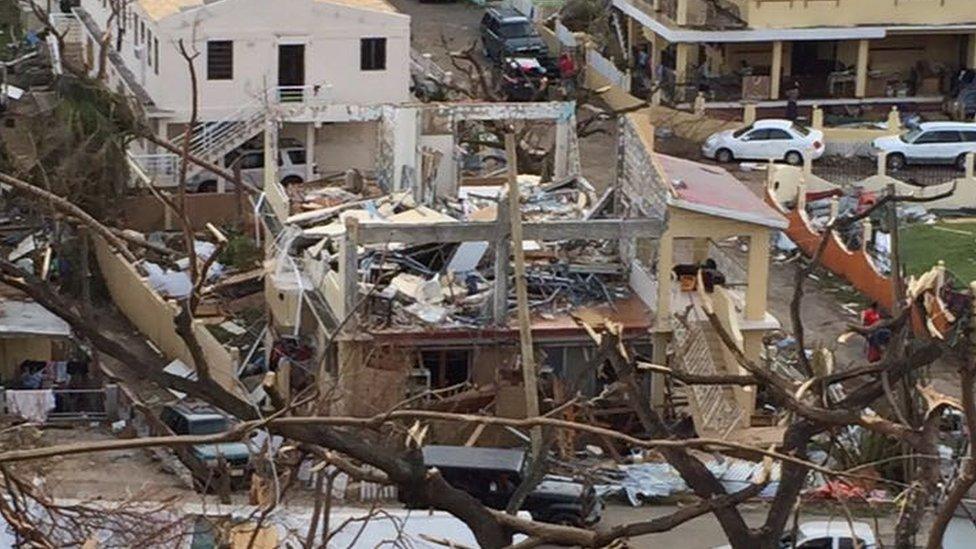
[614,0,976,107]
[55,0,411,188]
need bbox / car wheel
[198,180,218,193]
[281,175,303,186]
[784,151,803,166]
[887,153,906,171]
[715,148,734,163]
[956,154,970,171]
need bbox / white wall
[80,0,411,123]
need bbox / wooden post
[855,39,870,98]
[505,133,542,453]
[493,196,511,325]
[340,217,360,330]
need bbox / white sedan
[702,119,825,165]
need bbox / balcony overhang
[614,0,976,44]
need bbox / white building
[62,0,411,186]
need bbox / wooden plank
[493,197,511,325]
[353,218,664,246]
[506,133,542,455]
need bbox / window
[154,38,159,75]
[207,40,233,80]
[838,538,868,549]
[499,21,533,39]
[238,152,264,170]
[797,538,832,549]
[146,30,153,66]
[420,349,470,388]
[286,149,306,165]
[360,37,386,71]
[962,131,976,142]
[767,129,792,140]
[140,21,145,43]
[915,131,961,144]
[791,123,811,136]
[743,129,770,141]
[732,124,753,138]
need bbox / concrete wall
[93,236,239,391]
[117,193,251,232]
[733,0,976,28]
[0,338,56,382]
[80,0,411,122]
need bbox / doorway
[278,44,305,102]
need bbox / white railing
[128,152,180,187]
[274,85,331,104]
[586,48,629,90]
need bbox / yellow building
[615,0,976,106]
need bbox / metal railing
[2,385,119,424]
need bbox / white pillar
[855,39,870,98]
[263,118,279,192]
[770,41,783,100]
[305,123,316,182]
[554,118,570,179]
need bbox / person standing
[785,82,800,121]
[862,302,883,363]
[557,51,578,98]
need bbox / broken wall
[334,340,411,417]
[93,236,239,391]
[618,114,669,219]
[117,194,251,232]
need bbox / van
[873,122,976,170]
[188,137,310,192]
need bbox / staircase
[48,13,85,74]
[132,102,267,187]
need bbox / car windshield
[901,128,925,143]
[499,21,533,38]
[732,125,753,138]
[188,417,230,435]
[791,123,811,136]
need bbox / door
[765,128,795,159]
[736,129,770,159]
[912,130,962,163]
[278,44,306,102]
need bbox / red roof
[655,154,788,229]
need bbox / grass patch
[901,222,976,283]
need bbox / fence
[2,385,119,424]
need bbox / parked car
[159,401,252,485]
[480,8,549,65]
[702,119,825,165]
[715,520,877,549]
[188,137,310,192]
[872,122,976,170]
[408,445,602,527]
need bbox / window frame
[206,40,234,81]
[360,37,387,71]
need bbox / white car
[702,119,825,165]
[873,121,976,171]
[715,520,877,549]
[188,137,311,192]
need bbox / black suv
[480,8,549,64]
[410,445,602,527]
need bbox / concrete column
[886,106,901,132]
[676,0,689,25]
[263,118,279,193]
[650,331,670,410]
[770,41,783,100]
[855,39,870,98]
[554,118,570,179]
[656,231,674,326]
[305,123,316,182]
[744,231,769,321]
[743,102,757,125]
[675,43,692,101]
[967,152,975,180]
[811,105,823,129]
[877,151,888,177]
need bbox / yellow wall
[736,0,976,28]
[0,338,54,383]
[93,236,239,391]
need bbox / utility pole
[505,132,542,454]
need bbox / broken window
[420,349,470,388]
[207,40,234,80]
[360,37,386,71]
